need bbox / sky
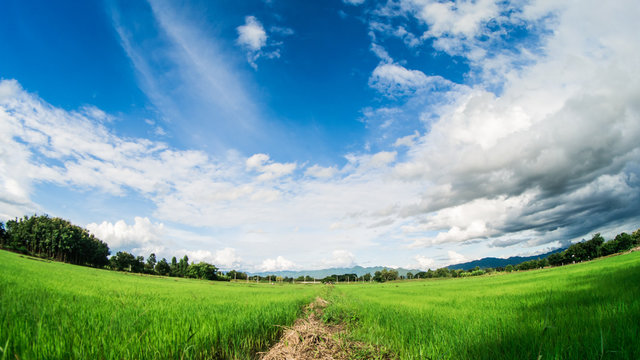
[1,0,639,272]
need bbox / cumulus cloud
[236,15,282,69]
[178,247,242,269]
[447,251,467,265]
[369,63,430,96]
[414,255,435,270]
[246,153,296,181]
[260,256,298,272]
[2,0,640,271]
[394,131,419,147]
[305,165,338,179]
[323,250,356,268]
[344,0,366,5]
[87,217,164,250]
[237,16,267,51]
[392,0,640,248]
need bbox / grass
[2,249,639,359]
[325,251,640,359]
[0,250,322,360]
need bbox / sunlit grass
[0,250,321,359]
[326,252,640,359]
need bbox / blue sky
[1,0,639,272]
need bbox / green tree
[614,233,634,252]
[170,256,178,276]
[146,253,157,273]
[178,255,190,277]
[435,267,450,278]
[155,258,171,275]
[3,215,109,267]
[186,262,218,280]
[547,253,564,266]
[110,251,136,271]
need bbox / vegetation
[0,250,321,359]
[324,251,640,359]
[0,215,228,281]
[2,215,639,359]
[0,215,109,267]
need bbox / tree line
[2,215,638,283]
[0,215,222,281]
[0,215,110,267]
[322,228,640,283]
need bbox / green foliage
[327,252,640,360]
[373,268,399,282]
[155,258,170,276]
[0,250,320,360]
[186,262,218,280]
[1,214,109,267]
[226,270,248,280]
[505,264,514,272]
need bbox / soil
[260,297,394,360]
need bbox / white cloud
[343,0,366,5]
[394,131,419,147]
[260,256,298,272]
[246,153,296,181]
[369,63,453,97]
[414,255,435,270]
[87,217,164,250]
[447,251,467,265]
[2,0,640,271]
[111,0,264,153]
[178,247,242,269]
[236,15,283,69]
[414,0,499,39]
[369,151,397,168]
[305,165,338,179]
[323,250,356,268]
[237,16,267,51]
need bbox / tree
[505,264,514,272]
[170,256,178,276]
[0,222,7,246]
[2,214,109,267]
[583,233,605,260]
[406,272,413,279]
[632,228,640,246]
[110,251,136,271]
[132,256,145,273]
[614,233,634,252]
[186,262,218,280]
[435,268,450,278]
[146,253,157,273]
[178,255,189,277]
[155,258,170,276]
[227,270,247,280]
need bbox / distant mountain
[249,265,421,278]
[245,248,566,277]
[447,248,566,271]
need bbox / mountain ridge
[246,248,566,277]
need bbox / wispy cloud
[109,0,266,152]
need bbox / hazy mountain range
[248,248,565,277]
[447,248,566,270]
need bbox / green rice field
[1,249,639,359]
[324,251,640,359]
[0,250,321,359]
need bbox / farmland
[0,250,321,359]
[1,249,639,359]
[324,251,640,359]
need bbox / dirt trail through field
[260,297,394,360]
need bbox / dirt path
[260,297,394,360]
